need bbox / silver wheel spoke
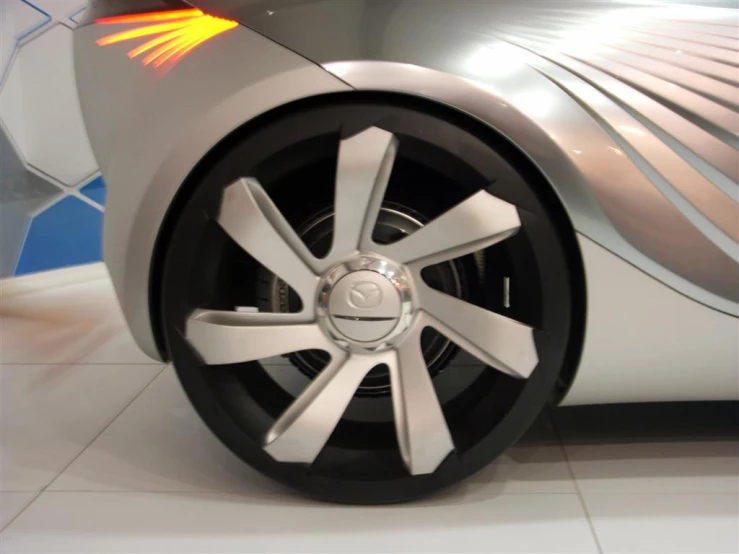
[186,310,330,365]
[264,353,389,463]
[417,283,538,378]
[325,127,397,265]
[374,191,521,268]
[218,178,319,310]
[390,320,455,475]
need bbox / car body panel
[73,1,739,404]
[320,60,739,312]
[74,22,351,360]
[191,0,739,311]
[313,60,739,404]
[567,235,738,405]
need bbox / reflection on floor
[1,265,737,553]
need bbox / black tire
[156,93,583,504]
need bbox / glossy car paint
[73,1,739,404]
[322,60,738,310]
[195,0,738,311]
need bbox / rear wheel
[159,97,579,504]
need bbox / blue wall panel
[15,196,103,275]
[80,176,106,207]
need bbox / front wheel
[158,97,582,504]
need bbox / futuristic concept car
[73,0,739,503]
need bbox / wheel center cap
[328,271,401,343]
[317,256,413,352]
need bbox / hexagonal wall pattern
[0,0,51,87]
[0,0,104,278]
[79,176,106,207]
[69,6,88,25]
[27,1,86,24]
[0,126,62,276]
[0,24,97,186]
[15,195,103,275]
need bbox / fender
[74,23,350,359]
[322,60,738,315]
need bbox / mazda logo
[348,281,383,309]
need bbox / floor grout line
[1,365,167,533]
[0,491,42,533]
[548,407,605,554]
[38,364,169,494]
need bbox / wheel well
[148,90,586,402]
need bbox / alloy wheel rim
[259,204,466,396]
[183,126,540,476]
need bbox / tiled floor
[1,265,737,553]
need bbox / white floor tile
[0,492,37,531]
[563,441,739,494]
[469,442,576,494]
[0,491,598,553]
[2,270,735,553]
[49,367,287,495]
[460,414,576,494]
[50,367,575,495]
[554,404,739,495]
[584,493,739,553]
[1,277,158,365]
[1,364,164,491]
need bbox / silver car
[73,0,738,503]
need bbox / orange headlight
[95,9,238,69]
